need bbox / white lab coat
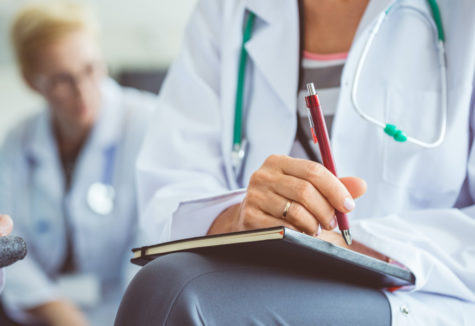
[0,79,156,325]
[137,0,475,325]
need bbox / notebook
[131,226,415,288]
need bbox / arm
[26,301,89,326]
[136,0,232,243]
[0,131,89,325]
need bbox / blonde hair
[11,1,100,75]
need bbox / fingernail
[314,224,322,236]
[330,217,338,229]
[343,197,355,211]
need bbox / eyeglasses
[35,62,104,98]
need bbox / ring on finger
[282,201,292,219]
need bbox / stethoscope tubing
[352,4,447,148]
[232,1,447,175]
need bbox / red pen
[305,82,352,245]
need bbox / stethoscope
[232,0,447,174]
[86,144,117,215]
[26,144,116,237]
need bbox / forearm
[27,300,89,326]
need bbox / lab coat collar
[25,109,58,167]
[241,0,398,115]
[244,0,300,113]
[26,78,124,164]
[355,0,394,39]
[244,0,283,24]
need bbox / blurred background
[0,0,197,142]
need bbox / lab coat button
[400,305,409,316]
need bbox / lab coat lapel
[244,0,300,114]
[354,0,394,39]
[221,0,300,188]
[26,110,64,203]
[332,0,395,162]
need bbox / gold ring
[282,201,291,219]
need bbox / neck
[302,0,369,54]
[53,117,91,160]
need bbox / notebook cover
[131,227,415,288]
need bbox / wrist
[207,203,241,235]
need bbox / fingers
[242,155,366,235]
[266,174,336,230]
[247,188,321,235]
[266,155,357,213]
[339,177,367,199]
[0,214,13,236]
[239,200,297,231]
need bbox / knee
[114,252,215,326]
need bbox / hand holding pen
[305,82,356,245]
[209,134,365,240]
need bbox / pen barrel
[336,211,350,230]
[305,95,337,175]
[305,94,350,231]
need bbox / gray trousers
[115,252,391,326]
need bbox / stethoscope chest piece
[231,138,248,178]
[87,182,115,215]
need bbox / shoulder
[119,85,158,116]
[103,78,157,117]
[1,110,45,154]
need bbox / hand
[0,215,13,237]
[27,300,90,326]
[209,155,366,235]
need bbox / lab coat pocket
[382,88,458,195]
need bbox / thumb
[339,177,367,199]
[0,214,13,237]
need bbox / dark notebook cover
[131,226,415,288]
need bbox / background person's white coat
[137,0,475,325]
[0,79,156,325]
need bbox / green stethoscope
[232,0,447,173]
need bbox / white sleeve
[351,87,475,302]
[351,208,475,301]
[3,256,62,309]
[136,0,234,243]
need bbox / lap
[115,251,391,326]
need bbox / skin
[209,0,388,260]
[0,215,13,237]
[20,28,105,326]
[24,29,105,163]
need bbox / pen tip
[342,230,352,245]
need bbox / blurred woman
[0,2,156,325]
